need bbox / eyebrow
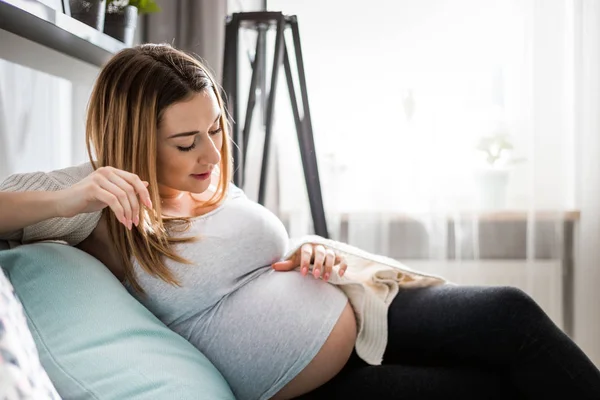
[168,113,222,139]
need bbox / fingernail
[340,269,345,277]
[314,269,321,279]
[128,220,132,230]
[324,272,330,281]
[302,266,308,276]
[134,216,139,226]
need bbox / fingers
[321,249,336,282]
[112,169,152,209]
[97,178,133,229]
[311,245,327,279]
[311,248,346,280]
[296,243,310,276]
[271,260,296,271]
[94,167,153,230]
[94,187,126,226]
[272,244,349,281]
[109,173,140,228]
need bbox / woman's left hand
[271,243,348,282]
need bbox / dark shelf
[0,0,126,67]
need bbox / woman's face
[157,90,223,197]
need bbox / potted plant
[104,0,160,46]
[69,0,107,31]
[473,129,525,209]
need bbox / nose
[196,134,221,167]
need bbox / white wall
[227,0,264,13]
[0,29,99,181]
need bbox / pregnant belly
[272,301,357,399]
[179,270,356,400]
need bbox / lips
[191,171,211,181]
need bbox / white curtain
[574,0,600,370]
[236,0,600,364]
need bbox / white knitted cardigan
[0,163,447,365]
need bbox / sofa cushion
[0,243,234,400]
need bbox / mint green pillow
[0,243,234,400]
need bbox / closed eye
[177,143,196,152]
[177,127,220,152]
[209,126,222,135]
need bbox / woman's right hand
[57,166,152,230]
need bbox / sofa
[0,241,236,399]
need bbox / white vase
[474,168,509,210]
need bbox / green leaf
[128,0,161,14]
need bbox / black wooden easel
[222,12,329,238]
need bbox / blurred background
[1,0,600,366]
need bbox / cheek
[156,148,187,184]
[156,147,171,180]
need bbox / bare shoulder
[75,213,125,281]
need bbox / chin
[188,181,212,194]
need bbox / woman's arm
[0,190,65,237]
[0,163,150,245]
[0,163,97,243]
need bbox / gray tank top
[128,184,348,400]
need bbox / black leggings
[296,285,600,399]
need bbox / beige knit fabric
[0,163,101,246]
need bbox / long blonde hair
[85,44,232,293]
